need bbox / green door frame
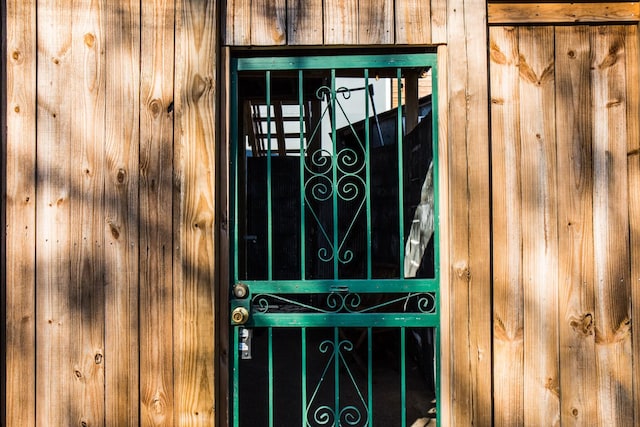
[229,52,440,427]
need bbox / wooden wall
[3,1,492,426]
[5,1,637,427]
[3,0,217,425]
[490,23,639,426]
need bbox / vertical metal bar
[364,70,372,279]
[233,327,240,427]
[397,68,405,279]
[367,327,373,426]
[435,326,441,427]
[431,63,441,427]
[331,70,339,279]
[230,64,241,427]
[266,71,273,280]
[301,328,307,427]
[431,66,440,282]
[299,70,306,280]
[334,327,340,423]
[268,327,274,427]
[400,327,407,427]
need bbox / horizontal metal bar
[247,313,439,328]
[234,54,437,71]
[237,279,439,294]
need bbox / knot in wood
[84,33,96,48]
[149,99,163,118]
[569,313,593,336]
[191,74,209,102]
[116,168,127,184]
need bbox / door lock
[231,307,250,325]
[233,283,249,299]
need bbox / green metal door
[230,53,439,426]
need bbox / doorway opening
[228,52,440,426]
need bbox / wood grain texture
[489,2,640,25]
[436,44,451,427]
[174,0,217,424]
[359,0,394,44]
[224,0,251,46]
[324,0,358,44]
[251,0,286,45]
[68,1,107,424]
[4,1,37,426]
[288,0,323,45]
[518,26,560,427]
[627,22,640,427]
[139,0,175,425]
[591,25,633,426]
[104,1,141,425]
[489,25,524,427]
[35,1,76,424]
[446,0,492,424]
[555,25,597,427]
[395,0,430,45]
[431,0,448,45]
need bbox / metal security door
[230,53,439,427]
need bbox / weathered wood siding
[3,0,216,426]
[7,1,638,427]
[1,0,492,426]
[490,24,638,426]
[224,0,448,45]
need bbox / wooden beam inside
[488,2,640,25]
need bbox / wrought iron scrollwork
[304,85,367,267]
[306,338,368,427]
[253,292,437,314]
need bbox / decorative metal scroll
[304,85,367,266]
[253,292,437,314]
[306,337,368,427]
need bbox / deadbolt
[233,283,249,299]
[231,307,249,325]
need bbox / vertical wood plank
[324,0,358,44]
[36,1,75,424]
[224,0,251,45]
[174,0,217,424]
[446,0,492,424]
[288,0,323,45]
[251,0,286,45]
[140,0,175,424]
[104,0,141,424]
[395,0,431,45]
[463,0,492,420]
[591,25,633,426]
[626,23,640,427]
[518,26,560,427]
[358,0,393,45]
[4,0,37,425]
[489,25,524,427]
[436,43,451,427]
[555,25,597,426]
[68,1,107,424]
[431,0,448,45]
